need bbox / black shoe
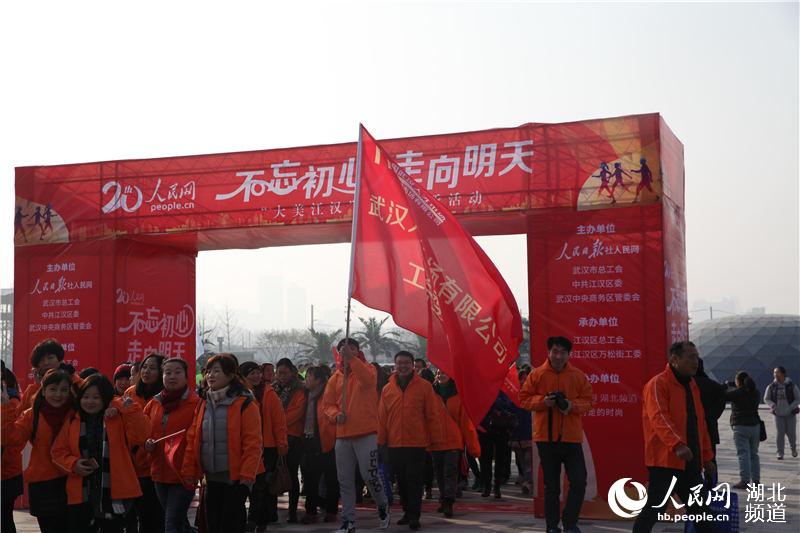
[471,480,482,491]
[287,512,298,524]
[493,485,502,499]
[481,486,491,497]
[425,489,433,500]
[443,501,453,518]
[564,527,582,533]
[409,520,421,531]
[436,504,444,513]
[397,514,410,525]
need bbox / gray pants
[774,414,797,456]
[335,433,387,523]
[432,450,460,503]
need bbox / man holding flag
[321,338,390,533]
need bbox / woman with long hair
[1,369,75,533]
[299,365,339,524]
[1,362,24,533]
[181,354,263,533]
[726,371,762,488]
[143,358,200,533]
[52,374,149,533]
[125,352,167,533]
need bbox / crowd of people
[0,336,797,533]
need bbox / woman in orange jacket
[1,369,74,533]
[430,370,481,518]
[52,374,150,533]
[143,358,200,533]
[181,354,263,533]
[124,352,166,533]
[1,362,24,533]
[298,365,339,524]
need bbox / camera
[546,391,569,411]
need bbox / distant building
[691,314,800,397]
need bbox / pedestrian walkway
[12,409,799,532]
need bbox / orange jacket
[642,364,714,469]
[519,360,593,443]
[261,386,288,449]
[124,384,158,477]
[316,393,337,453]
[282,388,306,438]
[181,394,263,483]
[1,403,74,483]
[143,388,201,484]
[51,402,149,505]
[429,394,481,457]
[1,398,24,480]
[378,373,444,448]
[322,356,379,439]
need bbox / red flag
[163,430,186,480]
[332,345,342,369]
[350,126,523,423]
[501,364,521,407]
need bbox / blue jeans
[732,424,761,483]
[154,482,195,533]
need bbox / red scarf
[160,386,187,414]
[39,400,72,437]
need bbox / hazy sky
[1,1,798,333]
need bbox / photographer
[519,336,593,533]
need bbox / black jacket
[725,386,760,427]
[695,371,727,445]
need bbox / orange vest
[181,394,263,483]
[378,373,444,448]
[1,398,24,480]
[261,387,288,448]
[1,403,74,483]
[321,357,379,439]
[642,364,714,469]
[429,394,481,457]
[143,388,200,484]
[519,361,593,443]
[51,403,149,505]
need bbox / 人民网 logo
[607,477,648,518]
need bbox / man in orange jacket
[322,338,390,533]
[378,351,443,531]
[633,341,716,533]
[519,336,592,533]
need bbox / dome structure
[690,314,800,398]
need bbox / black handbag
[266,456,292,495]
[759,418,767,442]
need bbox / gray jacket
[764,379,800,417]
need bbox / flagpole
[342,125,365,416]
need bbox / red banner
[13,240,196,383]
[14,115,665,252]
[528,203,669,518]
[350,127,523,423]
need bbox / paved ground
[12,407,799,532]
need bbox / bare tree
[217,304,239,351]
[256,329,309,363]
[197,311,217,353]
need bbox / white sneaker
[378,505,390,529]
